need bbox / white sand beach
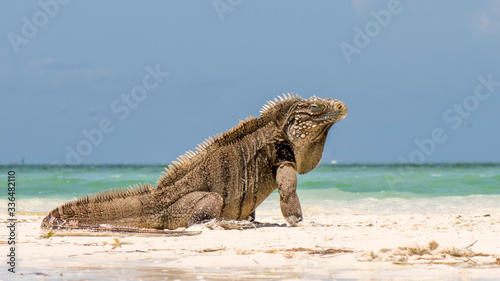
[3,197,500,280]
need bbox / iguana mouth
[313,106,347,123]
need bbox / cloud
[470,1,500,35]
[24,58,113,87]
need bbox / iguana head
[285,96,347,174]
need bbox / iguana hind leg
[163,191,223,230]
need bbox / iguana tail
[41,183,160,230]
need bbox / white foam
[0,198,67,214]
[3,194,500,216]
[257,194,500,217]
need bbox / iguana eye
[309,103,323,113]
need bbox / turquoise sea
[1,163,499,214]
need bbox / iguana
[41,94,347,232]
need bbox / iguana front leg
[276,162,303,226]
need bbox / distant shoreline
[2,162,500,169]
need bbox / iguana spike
[131,184,141,195]
[117,187,125,197]
[130,185,136,192]
[259,105,269,114]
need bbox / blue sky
[1,0,499,164]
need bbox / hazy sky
[1,0,500,164]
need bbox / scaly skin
[41,94,347,231]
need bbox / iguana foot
[205,219,258,230]
[285,215,303,227]
[246,211,256,222]
[204,219,286,230]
